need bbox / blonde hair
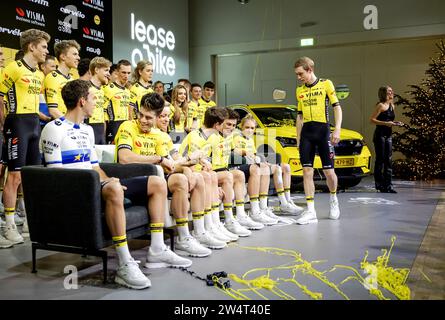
[131,60,153,84]
[89,56,111,75]
[172,84,188,126]
[54,40,80,60]
[240,114,257,128]
[20,29,51,53]
[294,56,314,71]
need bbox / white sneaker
[262,208,281,220]
[250,211,278,226]
[22,218,29,238]
[295,210,318,225]
[216,222,239,242]
[329,198,340,220]
[0,234,13,249]
[280,202,304,215]
[207,225,233,243]
[5,224,24,244]
[175,236,212,257]
[224,219,252,237]
[115,259,151,289]
[145,246,193,269]
[16,208,26,218]
[192,230,226,249]
[237,215,264,230]
[14,214,24,226]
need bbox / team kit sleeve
[44,74,59,108]
[115,122,134,151]
[296,87,303,114]
[40,123,63,168]
[325,80,340,107]
[0,62,18,95]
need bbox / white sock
[115,245,132,266]
[204,209,214,230]
[176,222,191,241]
[150,223,166,253]
[223,203,234,223]
[4,208,15,226]
[259,195,268,210]
[307,201,315,212]
[285,190,292,202]
[235,201,248,218]
[249,199,260,215]
[192,212,206,234]
[330,193,338,202]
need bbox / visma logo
[16,8,25,17]
[82,27,90,35]
[83,0,104,12]
[86,46,101,55]
[83,27,104,40]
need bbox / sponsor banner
[0,0,112,60]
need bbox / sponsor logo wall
[0,0,112,60]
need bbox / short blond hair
[294,56,314,71]
[89,56,111,75]
[54,40,80,60]
[20,29,51,53]
[240,114,257,128]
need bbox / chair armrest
[21,166,103,249]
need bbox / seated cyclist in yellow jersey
[223,109,278,228]
[294,56,341,224]
[115,93,214,257]
[156,105,227,249]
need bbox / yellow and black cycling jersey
[103,82,131,122]
[296,78,340,124]
[171,107,187,133]
[232,132,257,156]
[208,132,232,171]
[89,82,106,124]
[0,59,44,115]
[156,129,177,158]
[44,69,73,114]
[198,97,216,128]
[129,82,154,119]
[179,128,213,171]
[114,120,164,161]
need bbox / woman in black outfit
[370,86,404,193]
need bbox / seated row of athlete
[39,79,303,289]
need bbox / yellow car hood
[265,125,363,140]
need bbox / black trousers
[373,132,393,190]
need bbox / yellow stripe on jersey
[89,83,107,124]
[44,70,73,115]
[296,78,340,124]
[129,82,154,119]
[0,60,44,115]
[103,82,131,121]
[114,120,164,161]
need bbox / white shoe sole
[199,242,226,250]
[174,248,212,258]
[144,260,193,269]
[0,243,13,249]
[114,276,151,289]
[238,222,264,230]
[329,215,340,220]
[296,218,318,225]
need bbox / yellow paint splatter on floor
[216,237,411,300]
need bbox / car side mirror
[273,88,286,102]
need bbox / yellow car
[228,104,371,188]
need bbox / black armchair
[21,163,172,283]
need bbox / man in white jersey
[40,80,191,289]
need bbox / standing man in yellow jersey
[104,60,132,144]
[44,40,80,119]
[294,56,342,224]
[88,57,111,144]
[0,29,51,246]
[197,81,217,128]
[129,60,154,120]
[186,83,202,131]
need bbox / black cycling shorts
[299,122,335,169]
[4,114,41,171]
[106,120,125,144]
[229,163,258,181]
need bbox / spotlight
[238,0,250,4]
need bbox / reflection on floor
[0,177,443,300]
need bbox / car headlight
[276,137,297,148]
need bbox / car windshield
[252,107,297,127]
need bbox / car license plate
[335,158,354,167]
